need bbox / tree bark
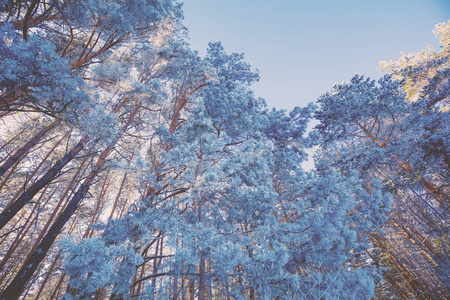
[0,107,137,299]
[0,136,88,231]
[0,144,110,299]
[0,119,60,178]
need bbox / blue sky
[182,0,450,110]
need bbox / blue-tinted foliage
[0,24,88,111]
[61,0,182,35]
[60,44,389,299]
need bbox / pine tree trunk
[0,127,26,163]
[0,144,112,299]
[108,172,128,219]
[32,252,61,300]
[26,152,92,262]
[188,281,195,300]
[0,119,60,177]
[198,257,206,300]
[0,136,88,231]
[49,273,66,300]
[0,198,40,274]
[0,106,138,299]
[1,129,68,202]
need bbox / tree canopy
[0,2,448,299]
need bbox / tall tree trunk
[0,144,112,299]
[0,127,26,162]
[0,195,40,275]
[49,272,66,300]
[0,108,137,299]
[32,252,61,300]
[198,257,206,300]
[0,136,88,231]
[108,172,128,219]
[0,119,60,177]
[1,128,67,197]
[84,171,110,238]
[24,152,92,264]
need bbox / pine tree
[60,42,390,300]
[0,1,185,298]
[315,23,449,297]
